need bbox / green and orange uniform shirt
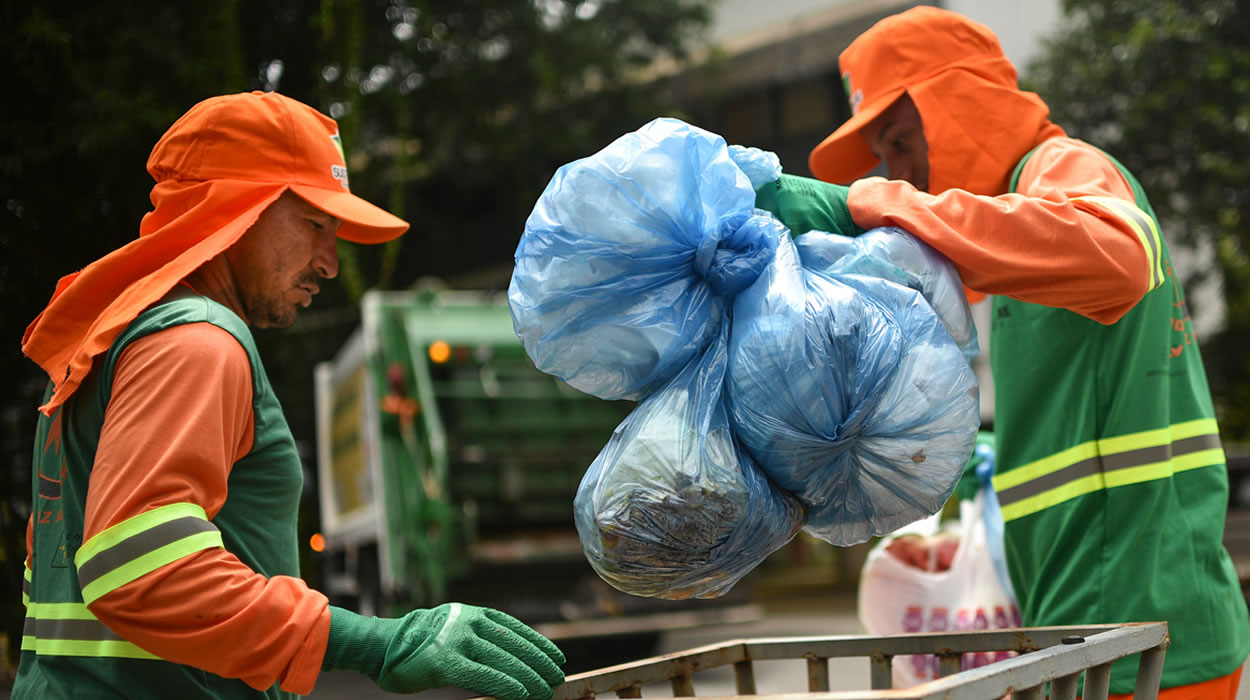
[763,6,1249,694]
[18,295,330,698]
[16,91,408,698]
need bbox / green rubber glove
[322,603,566,699]
[754,174,867,239]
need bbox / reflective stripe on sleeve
[74,502,223,605]
[1072,195,1165,291]
[23,563,31,608]
[993,419,1223,523]
[20,601,159,659]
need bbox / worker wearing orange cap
[15,91,565,699]
[755,7,1248,698]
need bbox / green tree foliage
[1027,0,1250,439]
[0,0,712,672]
[319,0,714,291]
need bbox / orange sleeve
[847,139,1154,324]
[26,514,33,569]
[83,322,330,695]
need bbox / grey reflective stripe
[27,616,128,642]
[38,473,61,500]
[23,574,30,597]
[1090,197,1162,287]
[998,455,1102,507]
[998,433,1222,507]
[75,516,218,590]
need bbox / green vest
[16,294,304,699]
[993,142,1249,691]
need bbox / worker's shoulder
[113,324,251,387]
[1024,136,1118,171]
[1017,137,1130,194]
[122,294,252,349]
[118,296,254,370]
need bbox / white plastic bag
[857,490,1021,687]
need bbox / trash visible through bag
[510,117,981,598]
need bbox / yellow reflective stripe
[23,563,31,608]
[993,441,1099,492]
[1101,448,1225,490]
[1162,417,1220,441]
[996,420,1223,523]
[75,502,223,605]
[32,639,159,660]
[1000,473,1106,523]
[1072,195,1164,290]
[76,502,210,568]
[22,601,159,660]
[79,530,222,605]
[1097,418,1216,454]
[1173,448,1227,473]
[31,601,95,620]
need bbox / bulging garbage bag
[727,144,782,190]
[574,324,805,599]
[794,227,979,363]
[727,231,980,546]
[509,118,783,401]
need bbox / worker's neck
[180,258,249,325]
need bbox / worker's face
[226,191,341,328]
[862,93,930,192]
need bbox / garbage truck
[313,288,759,670]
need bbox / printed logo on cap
[843,71,864,116]
[329,133,350,190]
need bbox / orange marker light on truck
[429,340,451,364]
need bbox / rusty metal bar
[936,653,961,678]
[733,659,757,695]
[1082,662,1113,700]
[868,652,892,690]
[1051,672,1080,700]
[804,654,829,692]
[538,622,1168,700]
[670,673,695,697]
[615,682,641,698]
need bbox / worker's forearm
[848,177,1152,323]
[86,548,332,694]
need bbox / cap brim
[290,184,410,244]
[808,87,905,184]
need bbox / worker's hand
[753,173,867,239]
[323,603,567,699]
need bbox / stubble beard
[245,296,297,329]
[244,271,319,329]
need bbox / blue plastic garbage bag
[509,118,783,401]
[727,144,782,190]
[794,227,979,363]
[574,323,805,599]
[727,231,980,546]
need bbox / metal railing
[538,622,1168,700]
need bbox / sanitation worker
[15,90,566,699]
[754,7,1249,698]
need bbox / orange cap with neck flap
[809,6,1064,197]
[23,91,410,415]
